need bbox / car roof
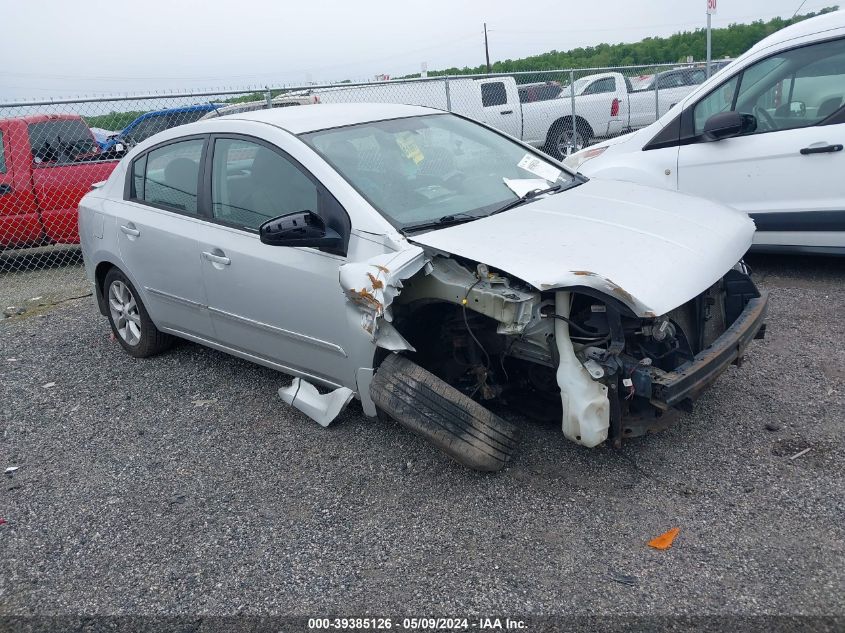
[750,10,845,53]
[132,104,222,120]
[222,102,443,133]
[0,113,85,125]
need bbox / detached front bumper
[650,291,769,410]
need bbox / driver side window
[693,75,740,135]
[211,138,319,231]
[693,37,845,136]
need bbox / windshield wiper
[488,184,563,217]
[402,213,480,234]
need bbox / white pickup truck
[298,71,702,157]
[563,69,707,152]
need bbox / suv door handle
[202,251,231,266]
[800,144,843,155]
[0,184,12,195]
[120,224,140,237]
[500,110,514,115]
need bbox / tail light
[610,98,620,117]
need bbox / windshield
[301,113,576,229]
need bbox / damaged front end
[343,251,767,451]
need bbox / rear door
[477,79,521,138]
[27,118,118,243]
[112,136,215,338]
[677,36,845,250]
[0,122,42,247]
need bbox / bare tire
[104,268,174,358]
[370,354,518,471]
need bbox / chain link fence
[0,61,727,313]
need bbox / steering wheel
[753,105,777,132]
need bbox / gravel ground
[0,254,843,619]
[0,246,90,313]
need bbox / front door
[678,36,845,249]
[196,135,353,386]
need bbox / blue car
[99,104,223,152]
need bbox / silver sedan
[80,103,767,470]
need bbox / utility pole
[484,22,491,74]
[706,0,716,77]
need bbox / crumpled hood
[409,179,755,317]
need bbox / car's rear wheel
[104,268,173,358]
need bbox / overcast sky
[0,0,838,100]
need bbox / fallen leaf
[648,527,680,550]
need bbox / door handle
[202,251,231,266]
[800,144,843,155]
[0,184,11,195]
[120,224,140,237]
[500,110,514,115]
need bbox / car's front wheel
[104,268,173,358]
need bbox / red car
[0,114,118,247]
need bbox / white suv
[565,10,845,255]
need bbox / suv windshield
[301,113,576,229]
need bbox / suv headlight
[563,146,608,171]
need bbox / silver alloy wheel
[556,128,585,157]
[108,280,142,346]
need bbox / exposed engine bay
[378,254,767,448]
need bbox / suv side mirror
[702,111,756,141]
[259,210,342,250]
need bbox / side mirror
[702,111,756,141]
[259,211,342,250]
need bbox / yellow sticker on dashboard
[396,133,425,164]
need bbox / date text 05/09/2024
[307,617,528,630]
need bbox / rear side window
[132,139,204,213]
[28,119,98,165]
[0,131,6,174]
[481,82,507,107]
[132,154,147,199]
[582,78,615,95]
